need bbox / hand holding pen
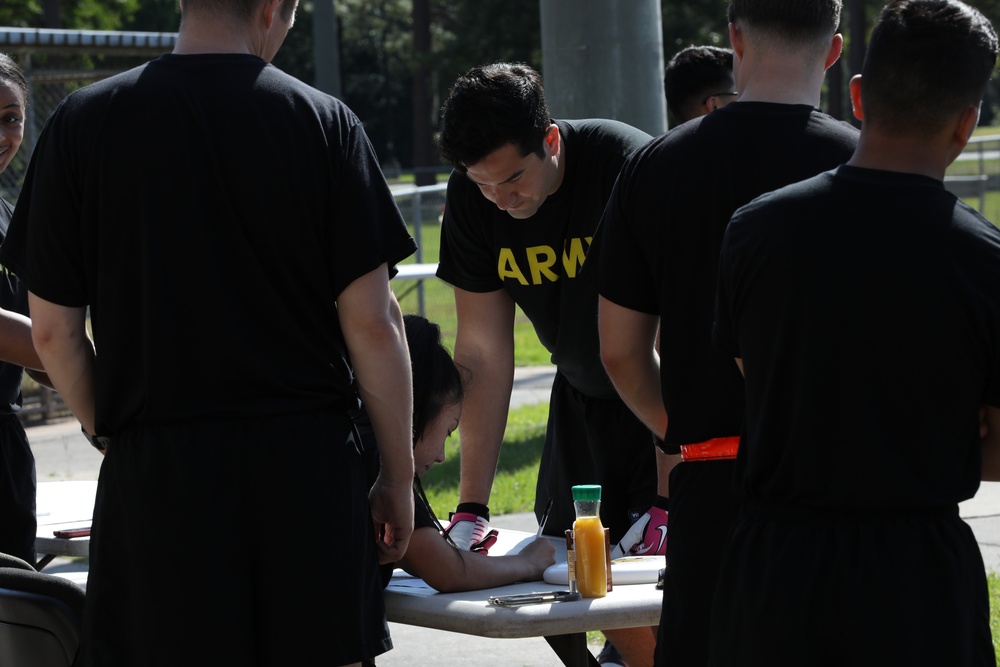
[536,498,554,538]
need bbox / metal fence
[0,27,179,204]
[389,183,447,317]
[944,134,1000,221]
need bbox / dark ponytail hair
[405,314,464,442]
[403,314,466,547]
[0,54,28,109]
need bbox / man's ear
[544,124,560,157]
[823,33,844,71]
[849,74,864,122]
[259,0,282,29]
[954,104,980,149]
[728,23,743,59]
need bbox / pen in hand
[536,498,554,538]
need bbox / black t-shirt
[594,102,859,445]
[715,165,1000,509]
[0,54,416,433]
[437,119,651,397]
[0,199,26,414]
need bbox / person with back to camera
[663,45,737,126]
[436,61,660,666]
[358,314,555,601]
[0,1,417,665]
[712,1,1000,664]
[591,1,859,665]
[0,53,54,567]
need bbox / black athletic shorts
[655,458,739,667]
[534,371,657,544]
[76,410,391,667]
[0,415,35,564]
[709,502,993,666]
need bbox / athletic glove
[610,505,668,559]
[443,503,493,551]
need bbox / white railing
[390,182,446,316]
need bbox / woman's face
[0,78,25,175]
[413,400,461,477]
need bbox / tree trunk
[313,0,343,99]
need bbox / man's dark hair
[663,45,734,124]
[727,0,842,43]
[861,0,997,135]
[182,0,296,22]
[438,62,551,171]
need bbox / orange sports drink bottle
[572,484,607,598]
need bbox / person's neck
[173,18,258,56]
[846,131,952,181]
[736,55,825,107]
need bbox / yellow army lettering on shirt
[497,237,592,286]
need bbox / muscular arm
[399,526,555,593]
[452,287,516,506]
[27,294,96,433]
[600,296,675,498]
[981,406,1000,481]
[598,296,666,439]
[338,264,415,563]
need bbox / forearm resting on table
[27,294,96,433]
[401,527,554,593]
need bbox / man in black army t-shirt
[436,61,660,665]
[592,1,858,665]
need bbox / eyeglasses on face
[702,91,739,105]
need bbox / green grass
[421,402,549,515]
[991,572,1000,663]
[392,217,550,368]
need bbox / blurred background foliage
[7,1,1000,176]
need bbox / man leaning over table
[435,61,659,666]
[0,1,416,665]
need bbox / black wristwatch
[653,431,680,455]
[81,427,111,453]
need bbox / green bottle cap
[572,484,602,501]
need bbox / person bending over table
[356,314,556,594]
